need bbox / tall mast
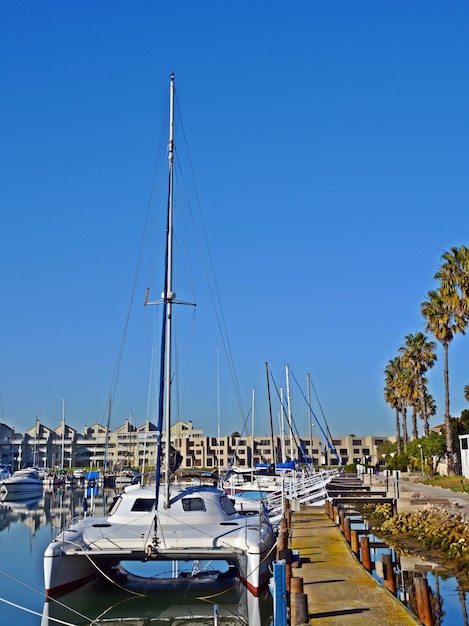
[61,397,65,470]
[285,365,294,459]
[307,373,313,464]
[164,72,176,508]
[265,362,276,468]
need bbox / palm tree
[421,287,466,474]
[384,356,412,453]
[436,245,469,316]
[464,384,469,403]
[399,332,437,439]
[414,387,436,437]
[384,357,402,454]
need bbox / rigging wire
[288,367,341,465]
[0,567,96,624]
[101,96,169,427]
[174,93,247,425]
[267,369,311,469]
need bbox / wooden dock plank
[289,506,419,625]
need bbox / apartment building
[0,418,393,472]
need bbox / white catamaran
[43,74,276,599]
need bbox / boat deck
[289,506,419,625]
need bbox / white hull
[44,483,275,598]
[2,469,43,495]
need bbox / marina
[0,476,468,623]
[0,486,273,625]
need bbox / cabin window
[131,499,155,512]
[182,497,205,512]
[109,496,122,515]
[220,495,236,515]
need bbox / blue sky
[1,2,469,441]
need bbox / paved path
[372,475,469,516]
[289,506,420,625]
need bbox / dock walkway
[289,505,420,625]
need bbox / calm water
[2,488,468,625]
[0,487,272,625]
[367,528,469,625]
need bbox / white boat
[0,465,11,482]
[44,73,276,600]
[2,468,43,495]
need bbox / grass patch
[424,475,469,493]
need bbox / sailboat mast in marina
[43,73,277,600]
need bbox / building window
[462,438,468,450]
[352,439,362,446]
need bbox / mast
[61,397,65,470]
[285,365,294,460]
[251,388,255,480]
[279,388,286,463]
[307,373,313,464]
[163,73,176,508]
[265,362,276,468]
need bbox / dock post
[414,576,434,626]
[338,507,345,532]
[381,553,396,595]
[360,534,372,572]
[290,576,303,623]
[294,593,309,625]
[284,499,291,529]
[351,528,360,557]
[343,515,351,543]
[277,528,288,560]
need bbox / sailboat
[43,74,276,599]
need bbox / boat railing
[264,468,338,514]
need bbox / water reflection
[41,578,272,625]
[366,527,469,626]
[0,486,272,625]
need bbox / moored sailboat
[43,74,276,600]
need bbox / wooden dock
[288,505,420,625]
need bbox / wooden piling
[360,534,372,573]
[381,553,396,595]
[338,507,345,532]
[351,528,360,557]
[343,515,351,543]
[284,499,291,528]
[414,576,434,626]
[294,592,309,625]
[290,576,304,623]
[277,528,288,560]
